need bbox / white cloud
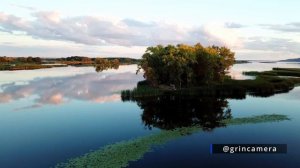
[224,22,246,28]
[261,22,300,33]
[4,10,300,60]
[0,11,241,48]
[202,23,243,48]
[236,37,300,60]
[244,37,300,54]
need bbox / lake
[0,62,300,168]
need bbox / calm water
[0,62,300,168]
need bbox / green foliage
[137,43,235,88]
[221,114,289,125]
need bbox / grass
[243,68,300,77]
[223,76,298,96]
[55,114,289,168]
[240,68,300,96]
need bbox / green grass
[239,68,300,96]
[244,68,300,77]
[55,114,289,168]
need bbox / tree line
[137,43,235,88]
[0,56,42,64]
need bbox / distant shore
[0,56,140,71]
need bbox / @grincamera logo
[211,144,287,154]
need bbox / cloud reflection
[0,72,143,109]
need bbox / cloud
[0,12,30,32]
[122,19,154,27]
[244,37,300,55]
[261,22,300,32]
[201,23,243,48]
[224,22,246,28]
[0,43,146,58]
[10,4,36,11]
[0,11,241,47]
[234,37,300,60]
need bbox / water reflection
[123,94,232,131]
[121,77,294,130]
[0,72,143,109]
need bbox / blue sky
[1,0,300,60]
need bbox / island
[122,43,300,100]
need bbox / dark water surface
[0,63,300,168]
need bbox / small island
[122,43,300,99]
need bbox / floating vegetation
[55,114,289,168]
[221,114,290,125]
[243,67,300,77]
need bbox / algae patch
[55,114,289,168]
[221,114,290,125]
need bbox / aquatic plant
[243,68,300,78]
[55,114,289,168]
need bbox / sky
[0,0,300,60]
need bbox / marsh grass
[243,68,300,77]
[55,114,289,168]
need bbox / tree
[137,43,235,88]
[111,59,120,69]
[0,56,13,63]
[32,57,42,63]
[26,56,33,63]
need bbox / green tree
[137,43,235,88]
